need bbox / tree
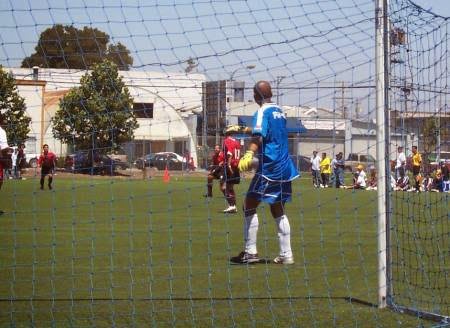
[0,66,31,145]
[51,60,138,154]
[422,117,437,155]
[21,25,133,70]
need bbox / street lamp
[276,75,286,104]
[224,64,256,129]
[228,64,256,106]
[229,64,256,82]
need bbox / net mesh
[388,0,450,320]
[0,0,448,326]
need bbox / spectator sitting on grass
[344,164,366,189]
[422,173,433,192]
[366,166,377,191]
[394,169,410,191]
[431,170,444,192]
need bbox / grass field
[0,173,447,327]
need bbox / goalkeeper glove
[238,150,254,172]
[224,125,251,135]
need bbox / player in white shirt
[395,146,406,179]
[0,115,12,215]
[310,150,321,187]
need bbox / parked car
[150,152,184,171]
[135,152,185,170]
[156,152,186,163]
[64,151,121,175]
[134,153,156,170]
[27,155,39,168]
[107,148,129,169]
[344,153,376,172]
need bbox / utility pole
[216,81,221,145]
[276,76,286,104]
[333,81,353,119]
[401,80,411,149]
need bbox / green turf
[0,174,447,327]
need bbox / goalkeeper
[230,80,299,265]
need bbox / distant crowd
[309,146,450,193]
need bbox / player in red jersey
[38,144,57,190]
[205,144,225,198]
[221,127,241,213]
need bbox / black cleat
[230,251,260,264]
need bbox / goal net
[388,0,450,322]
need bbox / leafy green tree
[21,25,133,70]
[422,117,437,155]
[0,66,31,145]
[51,60,138,153]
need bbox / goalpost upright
[375,0,390,310]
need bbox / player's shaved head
[253,80,273,105]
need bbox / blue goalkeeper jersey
[252,103,299,181]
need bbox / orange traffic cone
[163,165,170,183]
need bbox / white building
[9,67,205,165]
[228,101,408,160]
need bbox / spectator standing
[38,144,57,190]
[182,150,190,171]
[411,146,422,192]
[16,144,26,179]
[319,152,331,188]
[333,152,345,188]
[331,154,337,187]
[310,150,321,187]
[0,114,12,215]
[11,147,18,179]
[395,146,406,179]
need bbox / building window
[133,102,153,118]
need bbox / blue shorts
[247,174,293,204]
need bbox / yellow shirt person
[319,153,331,187]
[412,152,422,168]
[411,146,422,191]
[320,156,331,174]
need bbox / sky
[0,0,448,111]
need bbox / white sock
[244,213,259,254]
[276,215,292,258]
